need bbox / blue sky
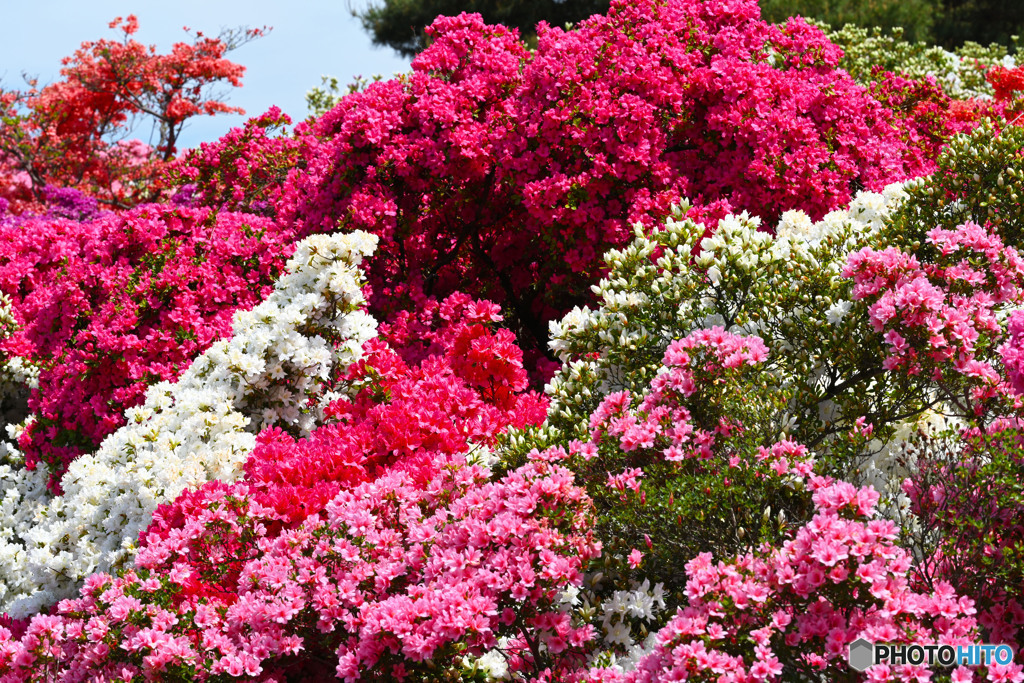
[0,1,412,150]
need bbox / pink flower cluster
[0,452,599,681]
[1000,311,1024,396]
[589,328,770,464]
[0,204,295,487]
[903,420,1024,652]
[165,106,305,216]
[0,293,594,680]
[844,220,1024,407]
[587,476,1010,683]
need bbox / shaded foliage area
[931,0,1024,49]
[354,0,612,56]
[763,0,1023,50]
[760,0,940,43]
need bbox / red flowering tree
[0,15,264,212]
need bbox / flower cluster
[1002,311,1024,396]
[279,0,921,360]
[0,204,297,486]
[830,23,1017,99]
[903,422,1024,651]
[551,577,670,675]
[0,231,377,617]
[867,70,984,177]
[0,1,1023,679]
[587,477,995,682]
[527,184,911,466]
[0,295,34,431]
[988,66,1024,102]
[238,291,549,523]
[843,220,1024,407]
[164,106,305,216]
[0,451,599,682]
[588,328,770,463]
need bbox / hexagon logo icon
[848,638,874,672]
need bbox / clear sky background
[0,1,412,150]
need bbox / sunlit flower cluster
[0,0,1023,679]
[0,231,377,617]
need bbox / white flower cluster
[0,231,379,617]
[466,580,666,679]
[693,187,905,342]
[0,293,14,338]
[912,48,1012,100]
[0,357,37,430]
[471,647,510,680]
[776,183,908,326]
[861,409,957,495]
[775,183,907,249]
[590,579,666,673]
[543,205,702,415]
[525,186,911,453]
[599,579,665,643]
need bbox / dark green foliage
[759,0,940,43]
[592,436,814,596]
[353,0,612,56]
[761,0,1022,50]
[931,0,1024,49]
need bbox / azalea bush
[0,0,1024,680]
[510,187,916,469]
[0,453,598,681]
[586,477,986,682]
[829,24,1018,99]
[887,119,1024,249]
[279,0,924,358]
[163,106,305,217]
[497,179,1017,595]
[0,231,377,616]
[903,423,1024,649]
[0,204,297,488]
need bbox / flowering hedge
[0,0,1023,680]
